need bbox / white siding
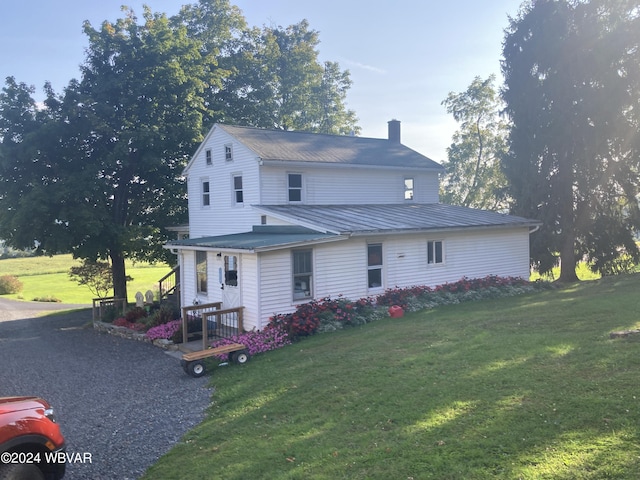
[260,165,440,205]
[241,253,261,330]
[254,228,531,321]
[257,250,296,326]
[187,127,263,238]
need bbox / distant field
[0,254,173,304]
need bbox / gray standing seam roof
[218,124,444,170]
[254,204,541,235]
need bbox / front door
[221,255,241,308]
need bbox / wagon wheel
[187,360,207,377]
[230,350,250,365]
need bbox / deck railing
[181,303,244,350]
[92,296,127,322]
[159,266,180,306]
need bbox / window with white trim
[367,243,383,289]
[224,144,233,162]
[196,251,208,294]
[292,249,313,300]
[233,175,243,205]
[404,177,414,200]
[201,180,210,206]
[427,240,444,264]
[288,173,303,202]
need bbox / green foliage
[0,2,360,302]
[440,75,509,210]
[68,259,113,298]
[143,274,640,480]
[0,275,23,294]
[501,0,640,281]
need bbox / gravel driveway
[0,298,212,480]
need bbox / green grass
[0,254,172,304]
[143,275,640,480]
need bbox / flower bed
[210,325,292,360]
[269,276,551,339]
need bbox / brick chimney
[388,119,401,144]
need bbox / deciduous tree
[441,75,508,210]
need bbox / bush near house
[270,276,551,339]
[109,276,552,358]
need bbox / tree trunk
[110,249,128,302]
[558,233,579,282]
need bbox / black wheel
[187,361,207,377]
[180,359,189,373]
[231,350,250,365]
[0,463,45,480]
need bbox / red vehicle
[0,396,66,480]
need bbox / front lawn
[143,274,640,480]
[0,254,172,304]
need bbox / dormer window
[404,177,414,200]
[224,144,233,162]
[288,173,303,202]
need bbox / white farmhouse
[165,121,539,331]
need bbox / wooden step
[182,343,246,362]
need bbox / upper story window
[404,178,414,200]
[288,173,303,203]
[428,240,444,264]
[201,179,210,207]
[196,250,208,294]
[233,175,243,205]
[205,149,212,165]
[224,144,233,162]
[367,243,383,289]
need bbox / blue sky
[0,0,524,161]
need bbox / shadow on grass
[144,276,640,480]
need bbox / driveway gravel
[0,298,212,480]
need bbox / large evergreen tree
[501,0,640,281]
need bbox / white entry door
[221,255,241,308]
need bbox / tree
[69,260,114,298]
[212,20,360,134]
[501,0,640,281]
[440,75,509,210]
[0,6,218,300]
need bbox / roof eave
[259,159,445,173]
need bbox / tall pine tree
[501,0,640,281]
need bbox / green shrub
[32,296,61,302]
[0,275,23,295]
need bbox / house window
[367,243,383,289]
[292,249,313,300]
[224,255,238,286]
[233,175,243,204]
[196,251,208,294]
[288,173,303,202]
[201,180,210,206]
[404,178,414,200]
[225,144,233,162]
[205,149,212,165]
[428,240,444,264]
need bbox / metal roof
[218,124,444,170]
[165,226,344,252]
[253,204,541,235]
